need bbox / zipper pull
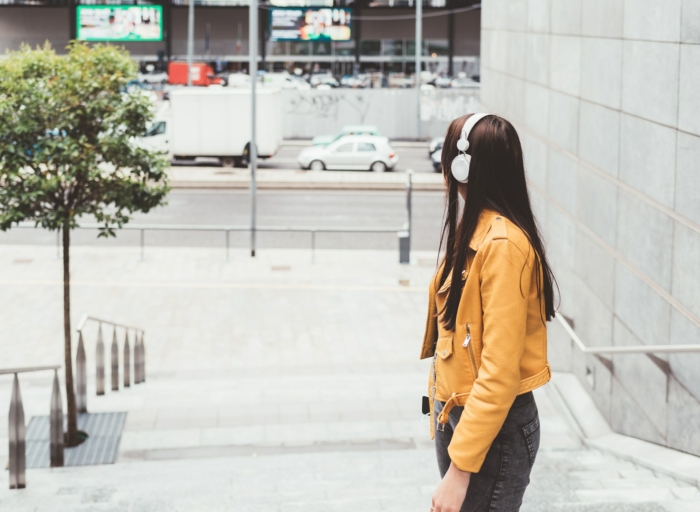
[463,324,471,347]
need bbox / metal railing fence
[12,172,416,264]
[75,315,146,414]
[555,314,700,398]
[1,365,63,489]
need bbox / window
[145,121,166,137]
[357,143,376,152]
[335,143,354,152]
[361,40,381,56]
[382,40,403,56]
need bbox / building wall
[0,7,70,52]
[480,0,700,455]
[0,6,479,59]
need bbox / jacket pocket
[436,336,454,360]
[521,416,540,469]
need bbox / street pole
[249,0,258,257]
[187,0,194,87]
[415,0,422,140]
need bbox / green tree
[0,42,168,446]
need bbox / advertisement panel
[269,8,352,42]
[77,5,163,42]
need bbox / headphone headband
[460,113,491,143]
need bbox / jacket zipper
[463,323,478,378]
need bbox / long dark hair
[437,113,557,331]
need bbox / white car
[297,135,398,172]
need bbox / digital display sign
[269,8,352,42]
[77,5,163,42]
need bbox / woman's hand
[430,462,471,512]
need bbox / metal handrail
[0,365,61,376]
[555,314,700,354]
[73,315,146,415]
[76,314,144,334]
[1,365,64,488]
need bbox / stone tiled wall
[480,0,700,455]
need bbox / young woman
[421,113,557,512]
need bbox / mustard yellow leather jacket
[420,209,551,473]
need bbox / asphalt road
[173,144,439,174]
[0,189,447,251]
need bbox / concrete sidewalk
[0,246,698,510]
[167,166,445,191]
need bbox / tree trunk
[62,220,78,446]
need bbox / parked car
[429,136,444,156]
[431,148,442,172]
[297,135,398,172]
[264,72,311,90]
[340,75,369,88]
[310,74,339,88]
[312,125,381,146]
[434,75,453,88]
[450,76,479,89]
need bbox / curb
[169,181,445,191]
[549,372,700,487]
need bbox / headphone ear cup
[451,154,471,183]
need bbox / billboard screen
[269,8,352,42]
[77,5,163,42]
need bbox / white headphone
[451,113,492,183]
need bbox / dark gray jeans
[434,392,540,512]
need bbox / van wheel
[310,160,325,171]
[220,157,235,168]
[371,161,387,173]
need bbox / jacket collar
[468,209,500,251]
[436,210,501,293]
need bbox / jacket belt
[436,391,471,427]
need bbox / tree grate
[25,412,127,468]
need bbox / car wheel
[371,161,387,173]
[309,160,325,171]
[220,157,235,168]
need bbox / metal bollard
[398,230,410,264]
[96,325,105,395]
[123,331,131,388]
[76,331,87,413]
[111,328,119,391]
[135,332,143,384]
[141,332,146,383]
[50,370,64,467]
[8,373,26,489]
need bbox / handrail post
[406,169,413,256]
[76,331,87,413]
[141,332,146,383]
[140,229,145,261]
[111,328,119,391]
[311,229,316,264]
[123,330,131,388]
[135,332,143,384]
[96,324,105,395]
[225,230,230,262]
[50,370,64,467]
[8,373,26,489]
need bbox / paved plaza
[0,245,698,510]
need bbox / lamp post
[187,0,194,86]
[249,0,258,257]
[415,0,422,140]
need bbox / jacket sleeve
[447,238,533,472]
[420,272,439,360]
